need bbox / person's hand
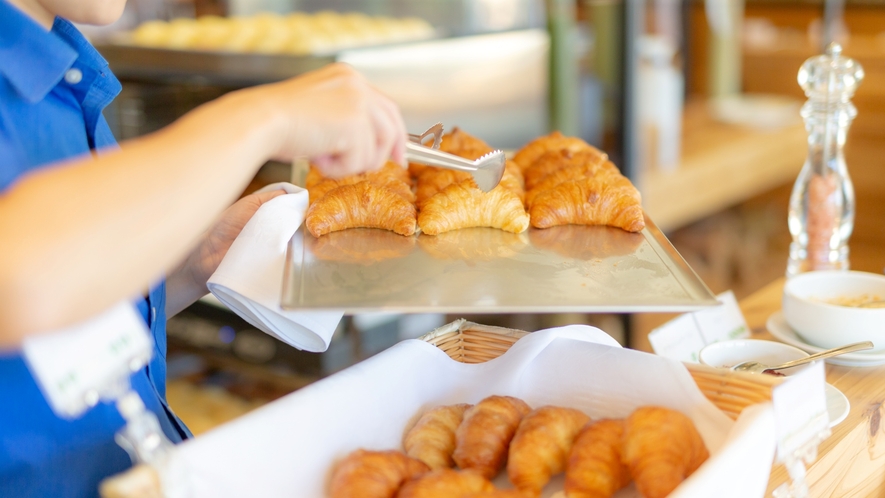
[243,63,407,178]
[165,187,287,316]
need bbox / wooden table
[739,278,885,497]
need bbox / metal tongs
[406,123,506,192]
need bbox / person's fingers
[370,88,407,167]
[367,102,396,172]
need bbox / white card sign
[22,302,153,419]
[649,290,750,362]
[772,360,830,462]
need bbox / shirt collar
[0,2,109,104]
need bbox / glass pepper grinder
[787,42,864,278]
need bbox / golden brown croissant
[404,404,473,470]
[506,406,590,495]
[438,127,494,157]
[523,148,609,191]
[305,181,417,237]
[415,168,474,208]
[621,407,710,498]
[528,176,645,232]
[418,181,529,235]
[461,491,532,498]
[524,162,620,208]
[308,227,416,264]
[563,419,631,498]
[395,469,495,498]
[329,449,430,498]
[512,131,592,171]
[453,395,532,480]
[308,162,414,205]
[416,161,524,209]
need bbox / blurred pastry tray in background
[94,11,438,86]
[280,214,718,314]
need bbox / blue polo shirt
[0,2,190,496]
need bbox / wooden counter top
[739,278,885,497]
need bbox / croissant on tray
[512,131,593,172]
[524,160,620,208]
[523,148,609,191]
[528,176,645,232]
[329,449,430,498]
[307,162,414,205]
[453,395,532,480]
[564,419,631,498]
[404,404,473,470]
[305,181,417,237]
[395,469,495,498]
[621,406,710,498]
[417,180,529,235]
[507,406,590,496]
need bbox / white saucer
[766,311,885,367]
[825,383,850,428]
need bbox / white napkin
[207,183,343,352]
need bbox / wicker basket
[420,319,782,420]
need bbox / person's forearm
[0,89,285,345]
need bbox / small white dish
[825,384,850,427]
[783,270,885,352]
[699,337,850,428]
[699,339,812,375]
[767,311,885,367]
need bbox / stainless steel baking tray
[280,215,718,314]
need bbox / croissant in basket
[453,395,532,480]
[528,175,645,232]
[305,181,418,237]
[507,406,590,495]
[395,469,495,498]
[329,449,429,498]
[621,406,710,498]
[404,404,473,470]
[512,131,593,171]
[563,419,631,498]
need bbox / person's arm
[0,63,405,346]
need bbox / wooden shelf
[640,99,808,232]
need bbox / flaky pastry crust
[621,407,710,498]
[305,181,417,237]
[507,406,590,495]
[329,449,429,498]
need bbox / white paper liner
[174,325,776,498]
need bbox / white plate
[825,383,850,428]
[767,311,885,366]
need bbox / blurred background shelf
[641,98,807,232]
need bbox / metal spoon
[730,340,875,374]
